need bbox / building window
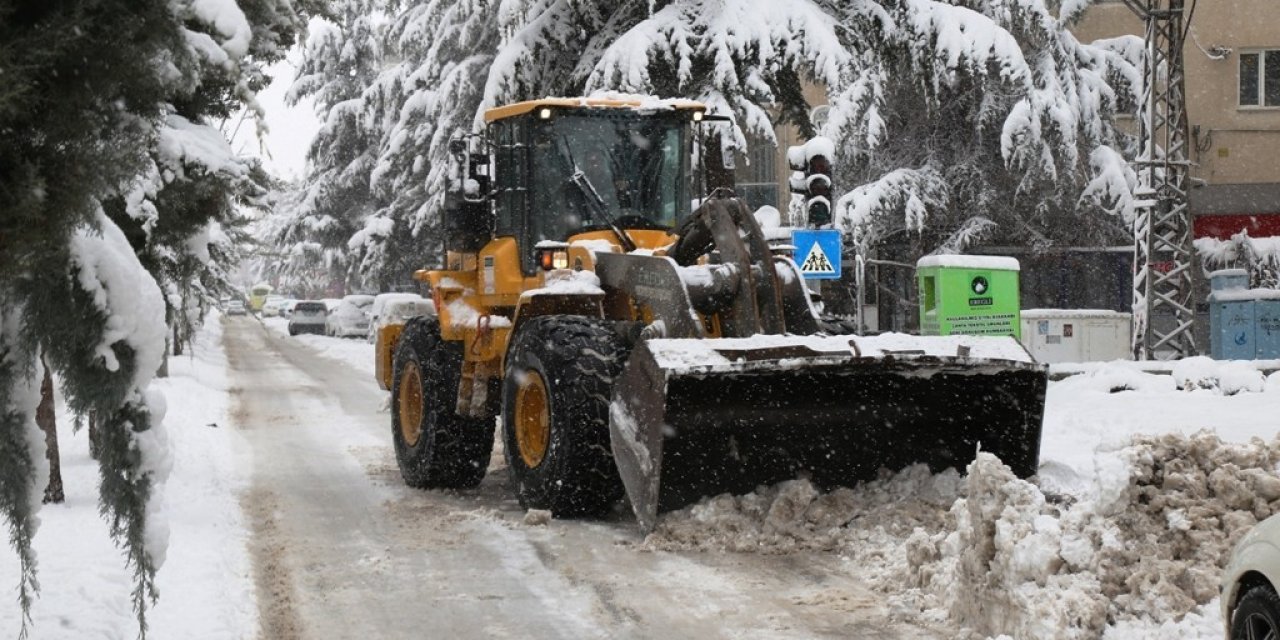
[1239,50,1280,107]
[737,133,779,212]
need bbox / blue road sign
[792,229,842,280]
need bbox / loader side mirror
[444,134,494,253]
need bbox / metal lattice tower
[1123,0,1197,360]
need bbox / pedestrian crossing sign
[792,229,842,280]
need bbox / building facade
[1077,1,1280,241]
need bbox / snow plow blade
[609,334,1047,532]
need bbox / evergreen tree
[277,0,385,291]
[832,0,1142,260]
[269,0,1140,308]
[0,0,307,635]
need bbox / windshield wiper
[558,137,637,252]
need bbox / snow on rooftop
[1208,268,1248,278]
[916,254,1020,271]
[538,92,704,112]
[1211,288,1280,302]
[1021,308,1130,319]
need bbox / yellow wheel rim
[399,361,424,447]
[514,371,551,468]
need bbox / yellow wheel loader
[374,97,1048,530]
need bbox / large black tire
[391,316,495,489]
[502,316,629,517]
[1232,585,1280,640]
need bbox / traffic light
[805,154,832,227]
[787,138,835,228]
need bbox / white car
[367,293,430,342]
[280,299,299,318]
[374,299,435,337]
[262,295,287,317]
[326,298,372,338]
[287,301,328,335]
[1223,513,1280,638]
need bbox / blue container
[1213,299,1257,360]
[1209,270,1257,360]
[1256,300,1280,358]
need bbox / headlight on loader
[538,248,569,271]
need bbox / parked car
[280,299,299,318]
[326,299,372,338]
[345,293,375,310]
[367,293,430,342]
[287,301,328,336]
[1223,513,1280,638]
[262,297,287,317]
[374,299,435,337]
[225,300,247,316]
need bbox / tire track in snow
[225,326,304,640]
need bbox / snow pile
[644,332,1036,373]
[1057,360,1272,396]
[646,431,1280,638]
[0,315,255,638]
[644,466,960,556]
[444,298,514,331]
[521,270,605,297]
[1171,357,1267,395]
[1058,364,1177,394]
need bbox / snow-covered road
[9,314,1277,638]
[227,316,945,639]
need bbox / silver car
[326,299,371,338]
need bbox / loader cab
[483,99,704,274]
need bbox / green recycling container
[917,255,1022,339]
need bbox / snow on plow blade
[609,334,1048,531]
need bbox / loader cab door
[492,109,693,274]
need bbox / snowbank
[0,315,254,638]
[643,371,1280,639]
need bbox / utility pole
[1124,0,1197,360]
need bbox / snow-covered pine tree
[0,0,305,635]
[275,0,1139,304]
[830,0,1143,261]
[300,0,870,279]
[361,0,504,277]
[584,0,865,164]
[278,0,386,291]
